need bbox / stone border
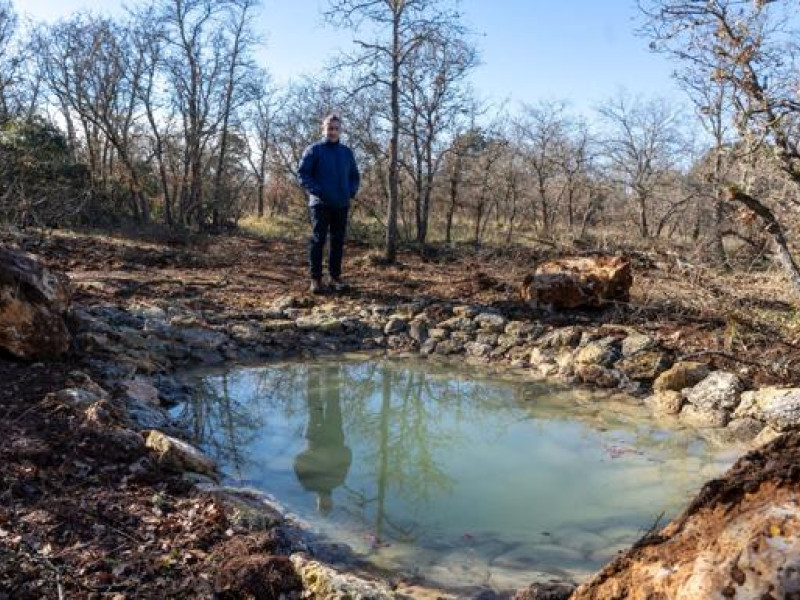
[56,294,800,598]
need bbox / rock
[555,349,576,376]
[574,337,618,368]
[621,333,656,357]
[505,321,544,339]
[143,430,216,476]
[734,387,800,431]
[704,418,766,445]
[290,555,397,600]
[428,327,449,341]
[474,312,507,332]
[437,316,476,332]
[0,247,71,360]
[750,425,781,448]
[419,338,437,356]
[617,350,671,381]
[575,364,621,388]
[383,317,407,335]
[684,371,743,412]
[513,581,576,600]
[464,341,492,357]
[529,347,554,366]
[475,332,499,346]
[179,327,229,349]
[452,304,479,318]
[520,255,632,310]
[121,376,160,406]
[124,398,172,430]
[653,361,710,393]
[538,327,582,349]
[408,320,429,343]
[572,433,800,600]
[434,340,463,355]
[644,391,684,415]
[679,404,730,428]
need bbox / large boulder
[734,387,800,432]
[684,371,743,412]
[572,433,800,600]
[0,247,71,360]
[520,256,632,310]
[143,430,216,476]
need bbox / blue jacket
[297,139,360,208]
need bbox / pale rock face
[734,387,800,431]
[474,311,507,332]
[684,371,743,412]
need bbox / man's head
[322,114,341,143]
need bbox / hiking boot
[329,277,348,292]
[310,278,324,294]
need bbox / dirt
[1,226,799,599]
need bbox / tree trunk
[727,188,800,294]
[385,10,401,262]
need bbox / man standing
[297,114,360,294]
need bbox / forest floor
[1,225,799,599]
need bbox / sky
[19,0,685,116]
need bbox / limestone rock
[144,430,216,476]
[644,390,684,415]
[653,361,710,393]
[538,327,582,349]
[520,255,632,310]
[575,364,621,388]
[734,387,800,431]
[574,337,619,368]
[617,350,671,381]
[684,371,743,412]
[621,333,656,357]
[474,312,507,332]
[0,247,71,360]
[465,341,492,357]
[290,554,396,600]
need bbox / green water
[175,356,737,592]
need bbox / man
[297,114,360,294]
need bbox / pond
[172,355,738,593]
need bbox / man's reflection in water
[293,365,352,516]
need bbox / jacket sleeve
[348,149,361,199]
[297,145,322,197]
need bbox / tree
[596,92,689,238]
[325,0,466,262]
[640,0,800,291]
[399,33,476,245]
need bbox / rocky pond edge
[36,292,799,598]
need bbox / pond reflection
[172,356,736,591]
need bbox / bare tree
[597,92,689,238]
[640,0,800,291]
[325,0,466,262]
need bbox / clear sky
[19,0,684,116]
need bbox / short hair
[323,113,341,127]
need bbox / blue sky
[20,0,684,116]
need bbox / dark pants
[309,204,349,279]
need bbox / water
[174,355,738,592]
